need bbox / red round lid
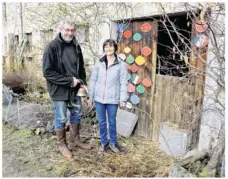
[141,46,152,56]
[127,83,135,93]
[194,21,208,33]
[129,64,138,73]
[141,23,151,32]
[124,30,132,38]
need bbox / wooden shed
[116,12,208,149]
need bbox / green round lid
[133,33,142,41]
[136,84,145,94]
[126,55,135,64]
[127,72,131,80]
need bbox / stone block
[159,123,192,157]
[116,108,138,138]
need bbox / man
[42,17,92,159]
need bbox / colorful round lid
[127,83,135,93]
[133,33,142,41]
[123,30,132,38]
[130,94,140,105]
[136,84,145,94]
[141,46,152,56]
[129,64,138,73]
[124,46,131,53]
[131,74,141,85]
[193,33,209,48]
[117,24,127,32]
[127,72,131,81]
[126,55,135,64]
[142,77,152,88]
[135,56,146,65]
[118,53,126,61]
[141,23,151,32]
[126,102,133,109]
[194,21,208,33]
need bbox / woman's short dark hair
[103,39,118,52]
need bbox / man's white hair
[58,16,76,30]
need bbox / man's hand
[87,99,93,107]
[81,85,88,94]
[73,77,80,87]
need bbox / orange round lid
[127,83,135,93]
[129,64,138,73]
[124,46,131,53]
[141,23,151,32]
[124,30,132,38]
[142,77,152,88]
[141,46,152,56]
[135,56,146,65]
[118,53,126,61]
[194,21,208,33]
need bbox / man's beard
[61,32,74,42]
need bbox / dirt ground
[2,100,174,178]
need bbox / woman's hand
[120,101,126,107]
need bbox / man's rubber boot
[55,129,73,159]
[69,124,93,150]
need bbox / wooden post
[151,21,158,141]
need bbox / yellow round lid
[124,46,131,53]
[135,56,146,65]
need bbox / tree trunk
[204,123,225,176]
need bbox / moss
[55,165,69,176]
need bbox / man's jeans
[95,101,118,145]
[53,96,82,129]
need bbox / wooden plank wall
[117,18,207,144]
[117,20,157,140]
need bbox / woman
[88,39,128,153]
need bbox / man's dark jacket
[42,33,86,101]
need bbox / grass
[2,123,175,177]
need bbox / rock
[5,101,54,130]
[46,121,54,133]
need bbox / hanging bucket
[126,55,135,64]
[118,53,126,61]
[124,46,131,53]
[142,77,152,88]
[136,84,145,94]
[141,46,152,56]
[127,83,135,93]
[141,23,151,32]
[133,33,142,41]
[126,102,133,109]
[127,72,131,81]
[131,75,141,85]
[135,56,146,66]
[130,94,140,105]
[129,63,138,73]
[193,33,209,48]
[124,30,132,38]
[194,21,208,33]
